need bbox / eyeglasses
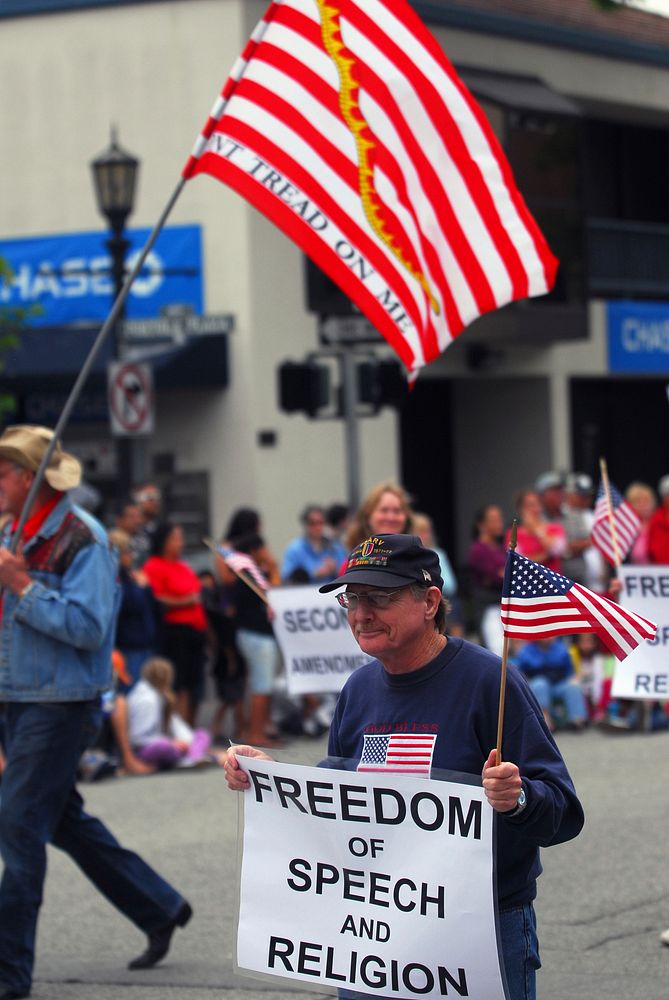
[336,588,408,611]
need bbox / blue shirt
[281,535,347,583]
[327,637,584,908]
[0,495,120,701]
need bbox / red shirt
[508,522,567,574]
[143,556,207,630]
[648,507,669,565]
[12,492,63,542]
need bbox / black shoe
[0,989,30,999]
[127,901,193,970]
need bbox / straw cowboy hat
[0,425,82,491]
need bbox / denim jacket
[0,494,120,701]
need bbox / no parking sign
[108,362,154,436]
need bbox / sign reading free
[612,566,669,700]
[0,224,203,327]
[607,300,669,373]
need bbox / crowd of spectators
[76,467,669,782]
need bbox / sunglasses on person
[336,587,409,611]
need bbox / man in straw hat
[0,426,192,999]
[225,533,584,1000]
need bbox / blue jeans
[338,901,540,1000]
[499,902,541,1000]
[0,701,184,993]
[528,675,587,725]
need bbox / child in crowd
[126,657,212,768]
[570,632,614,723]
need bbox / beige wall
[431,24,669,114]
[0,0,399,552]
[0,2,660,554]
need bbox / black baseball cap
[318,533,443,593]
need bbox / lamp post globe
[91,127,141,502]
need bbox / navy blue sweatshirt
[327,637,584,909]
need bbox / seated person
[515,637,587,731]
[127,657,212,768]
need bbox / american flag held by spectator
[358,732,437,775]
[591,480,641,566]
[501,551,656,661]
[217,545,268,591]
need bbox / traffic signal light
[278,361,330,417]
[304,257,356,317]
[356,359,407,410]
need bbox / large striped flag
[501,551,656,662]
[591,480,641,566]
[183,0,558,376]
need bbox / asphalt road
[10,725,669,1000]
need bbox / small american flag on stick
[358,732,437,775]
[217,545,268,592]
[591,480,641,567]
[501,550,656,662]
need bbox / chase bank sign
[0,224,203,326]
[607,300,669,374]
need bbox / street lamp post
[90,128,140,503]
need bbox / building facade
[1,0,669,563]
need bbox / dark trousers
[0,701,184,992]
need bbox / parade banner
[235,755,507,999]
[611,566,669,700]
[267,585,372,695]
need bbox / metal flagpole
[496,520,518,765]
[599,456,622,573]
[8,177,187,553]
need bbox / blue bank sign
[607,300,669,374]
[0,224,203,327]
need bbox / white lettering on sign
[0,251,165,304]
[621,318,669,354]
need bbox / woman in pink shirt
[508,489,567,573]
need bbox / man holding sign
[226,534,584,1000]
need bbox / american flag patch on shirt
[357,733,437,776]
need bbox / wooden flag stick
[599,456,622,573]
[203,537,270,605]
[495,520,517,766]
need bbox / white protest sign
[268,585,372,695]
[611,566,669,700]
[236,755,507,1000]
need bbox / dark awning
[458,68,582,118]
[0,325,229,391]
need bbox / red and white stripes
[184,0,557,375]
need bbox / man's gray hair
[409,583,450,634]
